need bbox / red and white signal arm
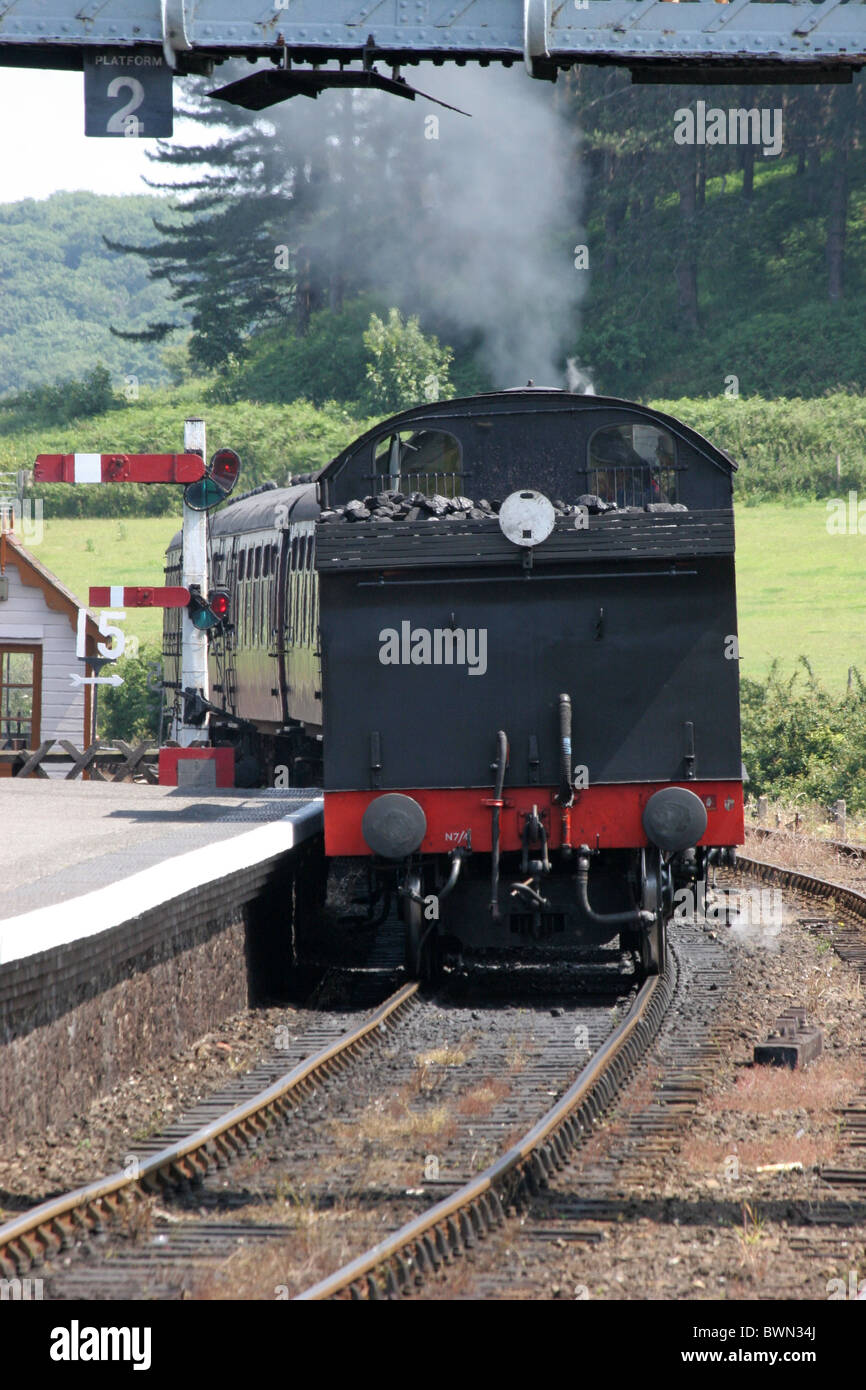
[35,453,206,484]
[90,586,191,608]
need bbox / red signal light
[208,589,230,621]
[187,586,230,631]
[209,448,241,496]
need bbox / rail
[0,982,418,1279]
[297,964,674,1299]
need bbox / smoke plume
[267,64,590,391]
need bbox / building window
[588,423,679,506]
[0,646,41,749]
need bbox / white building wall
[0,560,87,756]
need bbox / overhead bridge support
[161,0,192,69]
[524,0,553,79]
[3,0,866,80]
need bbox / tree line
[103,69,866,402]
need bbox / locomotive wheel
[639,847,668,976]
[403,872,438,982]
[640,914,667,976]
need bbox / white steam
[566,356,596,395]
[266,64,590,391]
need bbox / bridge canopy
[0,0,865,81]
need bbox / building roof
[1,531,99,637]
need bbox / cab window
[371,429,462,498]
[588,423,678,506]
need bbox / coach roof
[166,481,318,553]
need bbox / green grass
[32,501,866,691]
[735,500,866,690]
[37,517,180,653]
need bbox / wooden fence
[0,739,161,782]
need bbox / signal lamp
[209,448,241,495]
[208,588,230,626]
[183,447,241,511]
[187,584,229,631]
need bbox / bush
[363,308,454,414]
[1,363,119,428]
[98,642,162,743]
[214,296,388,408]
[649,393,866,500]
[740,659,866,814]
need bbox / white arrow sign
[69,672,124,688]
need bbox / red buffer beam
[89,586,191,608]
[34,453,206,484]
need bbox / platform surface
[0,781,322,926]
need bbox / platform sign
[83,50,173,139]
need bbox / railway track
[296,954,677,1300]
[296,852,866,1300]
[413,857,866,1300]
[0,982,420,1284]
[3,848,864,1302]
[1,950,645,1299]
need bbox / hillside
[0,191,183,397]
[579,146,866,400]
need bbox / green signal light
[190,606,220,631]
[183,477,226,511]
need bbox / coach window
[588,424,678,507]
[242,554,249,645]
[288,537,298,642]
[237,550,246,582]
[262,554,269,646]
[372,429,462,499]
[305,535,315,645]
[297,538,306,646]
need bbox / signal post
[179,417,209,747]
[34,418,240,762]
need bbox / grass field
[32,502,866,691]
[37,517,179,656]
[735,500,866,690]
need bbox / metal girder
[1,0,866,76]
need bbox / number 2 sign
[84,50,173,138]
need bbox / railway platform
[0,780,322,961]
[0,781,323,1141]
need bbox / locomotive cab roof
[316,390,737,514]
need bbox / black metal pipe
[559,694,573,804]
[576,847,654,927]
[558,692,574,858]
[436,849,465,903]
[490,730,508,919]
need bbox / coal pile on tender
[318,491,688,524]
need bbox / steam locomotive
[164,390,743,977]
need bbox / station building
[0,531,99,773]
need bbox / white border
[0,802,323,966]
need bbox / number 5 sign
[84,50,173,138]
